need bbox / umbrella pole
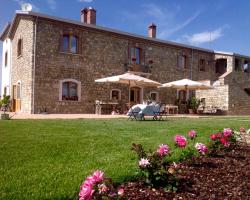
[128,81,131,108]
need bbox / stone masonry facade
[33,17,216,114]
[2,10,250,114]
[196,53,250,115]
[11,16,35,113]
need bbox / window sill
[59,51,83,57]
[59,100,81,102]
[17,55,22,59]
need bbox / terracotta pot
[188,109,195,114]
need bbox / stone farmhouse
[1,8,250,114]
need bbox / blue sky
[0,0,250,62]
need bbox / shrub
[131,143,179,188]
[209,128,237,153]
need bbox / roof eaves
[0,23,11,41]
[214,51,250,59]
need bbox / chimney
[81,7,96,25]
[148,23,156,38]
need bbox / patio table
[165,105,178,114]
[95,101,119,114]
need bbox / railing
[124,63,152,74]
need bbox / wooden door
[12,84,21,112]
[130,87,141,104]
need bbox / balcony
[124,63,152,75]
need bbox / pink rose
[139,158,150,168]
[174,135,187,148]
[92,170,104,183]
[195,143,208,155]
[188,130,197,139]
[215,132,222,139]
[223,128,232,137]
[210,134,217,140]
[79,185,95,200]
[220,137,230,147]
[157,144,170,156]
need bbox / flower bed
[78,128,250,200]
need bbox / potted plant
[187,97,200,114]
[131,57,136,63]
[1,95,10,120]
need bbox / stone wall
[195,85,229,111]
[196,53,250,115]
[227,73,250,115]
[11,16,34,113]
[31,18,216,114]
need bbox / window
[59,79,81,101]
[62,81,78,101]
[244,88,250,96]
[5,51,8,67]
[61,34,78,54]
[235,58,242,71]
[177,55,188,69]
[199,59,206,72]
[17,39,23,57]
[150,92,158,101]
[3,87,7,96]
[110,89,121,101]
[130,47,142,64]
[215,58,227,74]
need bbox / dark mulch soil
[122,144,250,200]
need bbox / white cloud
[158,10,201,39]
[181,26,229,45]
[78,0,93,2]
[47,0,56,10]
[11,0,40,11]
[120,3,201,39]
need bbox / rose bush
[79,127,244,199]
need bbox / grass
[0,117,249,200]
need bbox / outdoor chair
[153,103,167,121]
[127,110,140,121]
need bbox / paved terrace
[4,112,250,120]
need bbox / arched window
[61,34,78,54]
[59,79,81,101]
[17,39,23,57]
[150,91,159,101]
[110,89,121,101]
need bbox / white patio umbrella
[161,79,213,104]
[161,79,213,90]
[95,72,162,105]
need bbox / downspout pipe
[189,48,194,99]
[190,48,193,80]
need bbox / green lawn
[0,117,249,200]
